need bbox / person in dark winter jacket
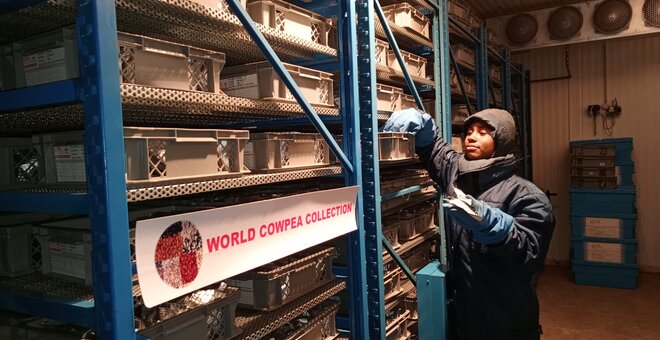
[383,108,555,340]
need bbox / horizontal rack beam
[0,273,95,327]
[0,192,88,213]
[0,79,79,113]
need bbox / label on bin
[135,186,358,307]
[22,47,68,87]
[53,145,86,182]
[585,242,623,264]
[49,241,87,279]
[221,74,259,99]
[584,217,621,238]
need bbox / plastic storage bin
[572,260,638,289]
[451,104,469,124]
[400,94,417,110]
[0,137,41,188]
[379,132,415,162]
[190,0,247,14]
[221,61,334,107]
[571,237,637,265]
[226,246,335,311]
[402,241,432,273]
[264,300,339,340]
[6,26,79,89]
[468,12,483,31]
[246,0,332,46]
[489,65,501,84]
[117,32,226,93]
[487,30,500,47]
[569,188,636,214]
[571,138,633,165]
[376,83,404,112]
[375,38,390,67]
[0,213,59,277]
[387,49,428,79]
[570,213,636,239]
[452,43,475,69]
[383,267,403,301]
[448,0,470,22]
[136,285,241,340]
[244,132,331,172]
[34,127,250,184]
[35,206,202,284]
[382,3,431,39]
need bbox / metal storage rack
[445,3,532,180]
[0,0,510,338]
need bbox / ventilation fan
[506,13,538,45]
[593,0,633,34]
[643,0,660,27]
[548,6,583,40]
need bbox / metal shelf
[0,84,342,135]
[0,0,336,64]
[0,166,343,205]
[235,279,346,340]
[383,227,438,265]
[0,273,95,328]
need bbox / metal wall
[512,33,660,272]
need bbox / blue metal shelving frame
[0,0,532,338]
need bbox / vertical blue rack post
[475,27,488,111]
[356,0,386,337]
[436,0,450,269]
[337,0,370,337]
[78,1,135,338]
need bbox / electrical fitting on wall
[587,99,621,136]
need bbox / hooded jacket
[418,109,555,340]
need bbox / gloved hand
[381,108,436,148]
[442,195,514,245]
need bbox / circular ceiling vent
[506,13,539,45]
[593,0,633,34]
[548,6,583,40]
[643,0,660,27]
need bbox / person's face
[464,121,495,160]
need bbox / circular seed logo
[154,220,203,288]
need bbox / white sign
[135,186,358,307]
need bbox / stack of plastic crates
[569,138,638,289]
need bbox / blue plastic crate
[570,188,636,214]
[571,237,637,264]
[570,138,633,165]
[570,212,636,239]
[571,260,638,289]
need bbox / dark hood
[463,109,516,158]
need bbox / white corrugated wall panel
[513,34,660,271]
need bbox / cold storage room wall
[512,33,660,272]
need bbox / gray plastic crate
[2,27,226,93]
[452,43,475,69]
[570,155,616,168]
[221,61,334,106]
[265,300,339,340]
[34,127,249,184]
[402,241,432,273]
[382,3,431,39]
[489,65,501,84]
[0,213,60,277]
[117,32,226,94]
[379,132,415,162]
[385,308,410,340]
[387,48,428,79]
[8,26,79,89]
[375,39,390,67]
[137,285,241,340]
[383,267,403,301]
[36,206,203,284]
[226,246,336,311]
[244,132,331,172]
[246,0,332,46]
[395,204,436,242]
[448,0,470,22]
[190,0,247,14]
[0,138,41,188]
[376,83,404,112]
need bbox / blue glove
[381,108,436,148]
[443,195,514,245]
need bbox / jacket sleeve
[417,132,462,194]
[486,191,555,274]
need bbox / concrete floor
[538,265,660,340]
